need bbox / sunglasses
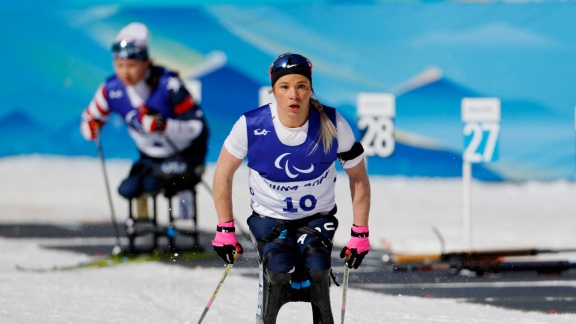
[111,40,148,60]
[269,53,313,74]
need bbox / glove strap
[213,221,238,247]
[351,225,369,238]
[216,221,236,233]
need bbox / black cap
[269,53,313,87]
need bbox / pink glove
[212,221,243,264]
[340,225,370,269]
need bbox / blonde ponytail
[310,97,337,154]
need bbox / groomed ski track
[4,222,576,316]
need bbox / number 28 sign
[357,93,396,158]
[461,98,501,163]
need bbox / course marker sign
[357,93,396,158]
[462,98,501,163]
[461,97,501,250]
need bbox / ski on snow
[15,249,217,273]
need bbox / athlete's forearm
[213,146,243,223]
[346,159,371,227]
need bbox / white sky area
[1,156,576,323]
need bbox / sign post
[461,98,501,250]
[357,93,396,158]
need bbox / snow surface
[2,155,576,323]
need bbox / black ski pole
[95,135,123,255]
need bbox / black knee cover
[266,269,292,285]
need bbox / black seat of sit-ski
[124,171,203,254]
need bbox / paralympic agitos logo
[274,153,314,179]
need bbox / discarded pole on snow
[390,247,576,275]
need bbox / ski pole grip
[232,245,242,263]
[344,249,351,263]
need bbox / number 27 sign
[461,98,501,163]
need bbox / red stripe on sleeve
[174,96,195,114]
[96,86,109,116]
[95,101,108,116]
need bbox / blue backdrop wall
[1,1,576,181]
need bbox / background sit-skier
[80,22,209,228]
[210,52,371,323]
